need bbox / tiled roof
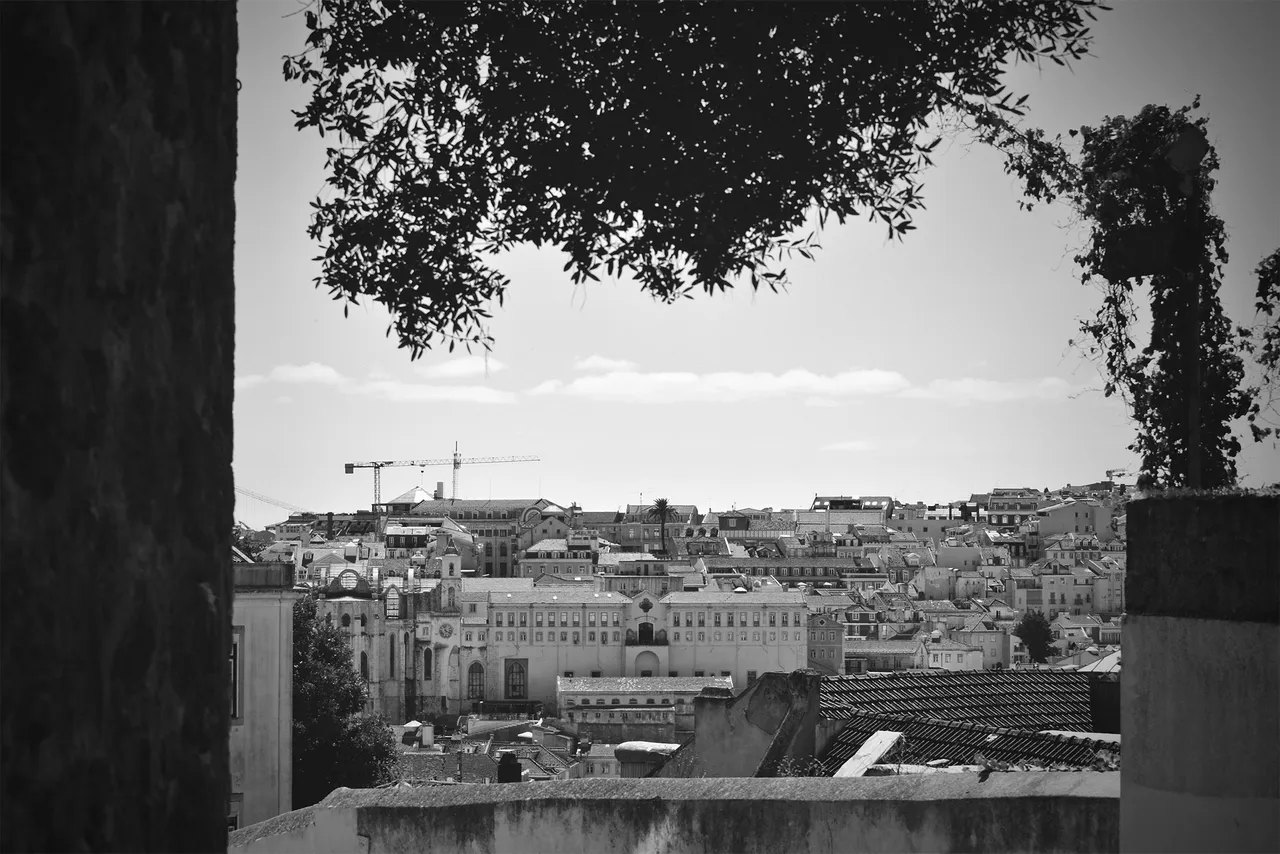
[818,709,1119,773]
[596,552,658,566]
[844,640,920,655]
[661,591,805,605]
[463,578,535,593]
[576,511,623,524]
[531,573,595,585]
[820,671,1097,731]
[558,676,733,694]
[396,751,499,783]
[585,743,619,757]
[496,590,632,605]
[526,538,569,553]
[700,557,869,569]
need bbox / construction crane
[234,486,311,515]
[1105,468,1132,480]
[344,443,539,504]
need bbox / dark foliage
[983,100,1257,488]
[292,596,397,808]
[1013,610,1054,664]
[1238,247,1280,441]
[284,0,1104,356]
[646,497,675,555]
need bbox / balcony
[624,637,669,646]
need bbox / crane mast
[345,443,539,504]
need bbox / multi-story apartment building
[518,532,599,578]
[662,591,810,689]
[806,613,844,675]
[229,563,300,830]
[396,498,574,577]
[1037,499,1118,542]
[986,488,1047,530]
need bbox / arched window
[359,614,367,629]
[505,662,527,699]
[467,662,485,700]
[360,652,369,681]
[423,648,432,680]
[389,635,396,678]
[448,588,457,608]
[341,614,351,628]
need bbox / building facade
[229,564,299,830]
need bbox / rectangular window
[588,631,596,642]
[753,613,760,627]
[519,631,527,642]
[465,632,473,642]
[560,613,568,627]
[753,632,760,641]
[612,613,619,626]
[613,631,620,642]
[769,613,776,627]
[740,632,747,642]
[469,603,477,613]
[782,614,789,627]
[564,671,574,678]
[573,632,580,644]
[592,670,602,677]
[536,632,543,642]
[698,631,706,642]
[721,671,731,677]
[726,613,734,627]
[714,631,721,642]
[519,613,527,627]
[588,612,596,626]
[669,671,678,677]
[495,613,504,627]
[714,613,721,627]
[536,612,543,627]
[747,670,758,686]
[560,632,568,642]
[695,670,705,677]
[230,627,244,721]
[572,612,580,626]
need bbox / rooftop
[819,709,1120,773]
[558,675,734,694]
[821,671,1099,732]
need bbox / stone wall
[230,775,1120,854]
[1,3,237,850]
[1121,492,1279,853]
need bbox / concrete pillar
[1,3,237,850]
[1121,493,1279,852]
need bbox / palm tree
[647,498,676,556]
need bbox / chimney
[327,512,334,539]
[435,481,444,500]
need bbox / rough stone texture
[229,775,1120,854]
[1126,493,1279,622]
[1,3,237,851]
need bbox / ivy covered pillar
[1121,492,1279,852]
[1,2,237,850]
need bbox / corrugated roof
[396,751,499,783]
[818,709,1119,773]
[820,671,1097,731]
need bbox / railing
[625,637,669,646]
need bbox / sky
[232,0,1280,528]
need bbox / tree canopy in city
[292,596,397,808]
[1013,610,1054,664]
[284,0,1104,356]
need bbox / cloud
[574,355,637,372]
[822,439,876,452]
[529,368,910,403]
[897,376,1074,404]
[352,379,516,405]
[236,362,514,404]
[269,362,347,385]
[415,356,507,379]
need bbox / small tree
[292,596,397,808]
[647,498,675,556]
[1013,611,1054,664]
